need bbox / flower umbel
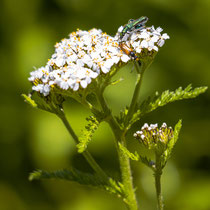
[29,29,131,96]
[117,25,170,57]
[29,25,169,96]
[134,123,174,153]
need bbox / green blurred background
[0,0,210,209]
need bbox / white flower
[32,84,51,96]
[128,26,169,53]
[29,25,169,96]
[117,26,124,33]
[157,33,170,47]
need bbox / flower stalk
[96,88,138,210]
[154,153,164,210]
[57,110,108,181]
[118,134,138,210]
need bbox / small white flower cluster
[29,25,169,96]
[29,29,131,96]
[134,123,173,147]
[117,25,169,53]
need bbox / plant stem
[119,134,138,210]
[155,153,164,210]
[96,90,138,210]
[58,111,108,181]
[125,61,145,127]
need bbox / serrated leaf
[118,142,139,161]
[29,168,106,185]
[130,85,208,126]
[77,116,100,153]
[161,120,182,168]
[29,168,124,197]
[118,142,155,169]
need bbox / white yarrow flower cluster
[29,28,131,96]
[117,25,170,54]
[29,25,169,96]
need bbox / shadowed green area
[0,0,210,209]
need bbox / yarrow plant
[23,17,207,210]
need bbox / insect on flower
[120,16,149,41]
[119,17,148,61]
[119,42,137,60]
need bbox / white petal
[121,54,130,62]
[73,83,79,91]
[136,47,142,53]
[162,33,170,39]
[104,59,114,69]
[101,66,109,73]
[118,26,124,33]
[112,56,120,64]
[80,80,88,88]
[158,39,165,47]
[141,40,148,48]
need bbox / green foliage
[29,168,106,185]
[118,142,139,161]
[160,119,182,168]
[105,178,125,198]
[29,168,125,198]
[77,116,100,153]
[22,94,38,108]
[22,92,65,114]
[118,142,154,169]
[130,85,208,127]
[115,107,129,129]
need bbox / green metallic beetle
[119,16,148,41]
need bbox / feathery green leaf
[130,85,207,126]
[118,142,155,169]
[29,168,124,197]
[77,116,100,153]
[118,142,139,161]
[161,120,182,168]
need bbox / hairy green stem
[96,90,138,210]
[125,61,145,128]
[155,153,164,210]
[119,134,138,210]
[58,111,108,181]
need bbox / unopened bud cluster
[134,123,173,151]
